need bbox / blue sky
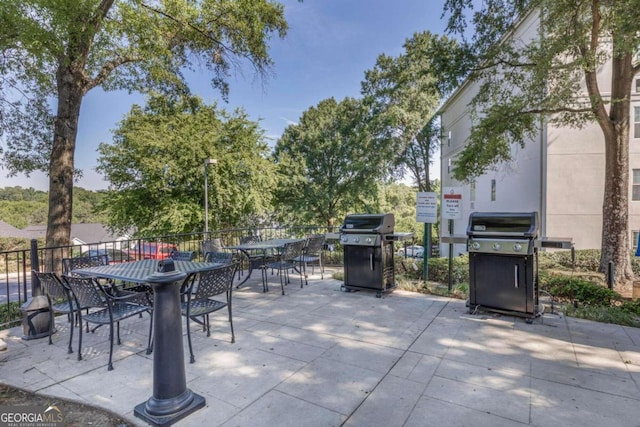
[2,0,449,191]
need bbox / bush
[543,274,621,306]
[0,302,22,327]
[427,255,469,286]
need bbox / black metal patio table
[227,238,304,288]
[72,258,223,427]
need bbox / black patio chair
[62,254,109,276]
[62,275,153,371]
[169,250,196,261]
[181,263,238,363]
[293,234,326,286]
[262,239,306,295]
[204,250,236,265]
[32,271,77,353]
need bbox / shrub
[541,273,622,306]
[427,255,469,286]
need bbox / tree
[0,0,290,253]
[273,97,389,229]
[361,31,466,193]
[443,1,640,291]
[96,95,275,236]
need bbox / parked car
[397,245,424,258]
[126,242,178,260]
[81,248,136,264]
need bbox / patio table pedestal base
[134,270,205,427]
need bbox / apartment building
[438,10,640,256]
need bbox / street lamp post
[204,158,217,236]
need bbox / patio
[1,269,639,426]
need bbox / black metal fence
[0,225,341,329]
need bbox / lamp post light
[204,158,217,236]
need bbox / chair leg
[228,303,235,343]
[205,314,211,337]
[146,310,153,355]
[280,269,286,295]
[76,312,84,361]
[107,323,114,371]
[67,311,74,354]
[186,312,195,364]
[47,304,54,346]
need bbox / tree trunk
[600,128,633,293]
[598,51,635,293]
[45,66,84,270]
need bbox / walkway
[1,270,639,426]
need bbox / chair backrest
[204,251,235,264]
[62,275,105,309]
[240,235,261,245]
[191,263,238,300]
[62,255,109,276]
[170,250,196,261]
[201,239,225,255]
[34,271,69,301]
[281,240,306,261]
[304,234,325,256]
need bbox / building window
[633,231,640,251]
[447,158,452,174]
[635,107,640,138]
[636,79,640,93]
[491,179,496,201]
[470,181,476,209]
[447,131,452,147]
[633,169,640,200]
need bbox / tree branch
[85,55,141,91]
[139,1,257,66]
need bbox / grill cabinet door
[344,246,382,289]
[469,253,533,314]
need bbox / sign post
[416,192,438,282]
[441,187,463,292]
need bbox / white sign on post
[416,192,438,223]
[442,187,463,220]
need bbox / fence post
[30,239,41,297]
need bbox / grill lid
[340,213,395,234]
[467,212,539,238]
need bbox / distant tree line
[0,187,107,229]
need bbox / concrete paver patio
[1,269,639,426]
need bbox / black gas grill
[467,212,541,321]
[340,213,396,297]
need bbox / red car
[127,242,178,260]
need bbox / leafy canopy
[0,0,289,176]
[96,95,275,236]
[273,97,388,228]
[361,31,466,191]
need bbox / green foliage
[273,97,389,229]
[0,0,290,248]
[361,31,465,192]
[0,187,107,228]
[543,275,621,306]
[97,95,275,236]
[428,254,469,285]
[0,302,22,327]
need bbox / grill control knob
[354,237,360,243]
[492,243,501,251]
[471,241,480,250]
[366,237,372,244]
[513,243,523,252]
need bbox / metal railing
[0,225,340,329]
